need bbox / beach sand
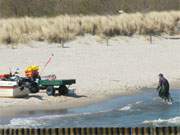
[0,35,180,116]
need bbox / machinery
[0,65,76,97]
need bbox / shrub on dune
[0,11,179,44]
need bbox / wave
[143,116,180,126]
[9,118,46,128]
[118,101,143,111]
[4,110,112,128]
[9,100,145,127]
[135,101,143,104]
[7,113,91,127]
[118,104,132,111]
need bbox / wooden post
[149,34,152,44]
[106,37,110,47]
[106,38,109,46]
[61,39,64,48]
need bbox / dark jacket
[157,77,170,99]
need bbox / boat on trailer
[0,80,29,98]
[0,65,76,97]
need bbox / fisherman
[157,73,172,102]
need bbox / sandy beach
[0,35,180,116]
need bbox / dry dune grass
[0,11,179,44]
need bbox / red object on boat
[0,74,11,79]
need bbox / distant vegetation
[0,0,179,17]
[0,0,179,44]
[0,11,179,44]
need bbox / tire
[29,82,39,93]
[19,79,39,93]
[46,86,55,96]
[59,85,68,95]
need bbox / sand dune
[0,11,179,44]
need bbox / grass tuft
[0,11,179,44]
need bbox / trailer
[0,78,76,97]
[0,70,76,97]
[38,79,76,96]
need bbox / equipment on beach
[0,65,76,97]
[39,79,76,96]
[0,80,29,97]
[25,65,40,78]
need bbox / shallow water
[0,88,180,128]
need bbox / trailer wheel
[19,80,39,93]
[29,82,39,93]
[46,86,55,96]
[59,85,68,95]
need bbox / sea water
[0,88,179,128]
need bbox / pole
[40,53,54,75]
[150,34,152,44]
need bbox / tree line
[0,0,179,17]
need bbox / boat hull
[0,81,29,98]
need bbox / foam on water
[135,101,143,104]
[8,113,90,127]
[143,116,180,126]
[118,104,132,111]
[118,101,143,111]
[9,118,46,128]
[4,109,113,128]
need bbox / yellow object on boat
[25,65,40,78]
[25,65,39,72]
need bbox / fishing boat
[0,65,76,97]
[0,80,29,98]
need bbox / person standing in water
[157,73,172,102]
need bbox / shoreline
[0,89,135,117]
[0,80,179,118]
[1,35,180,117]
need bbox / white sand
[0,35,180,114]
